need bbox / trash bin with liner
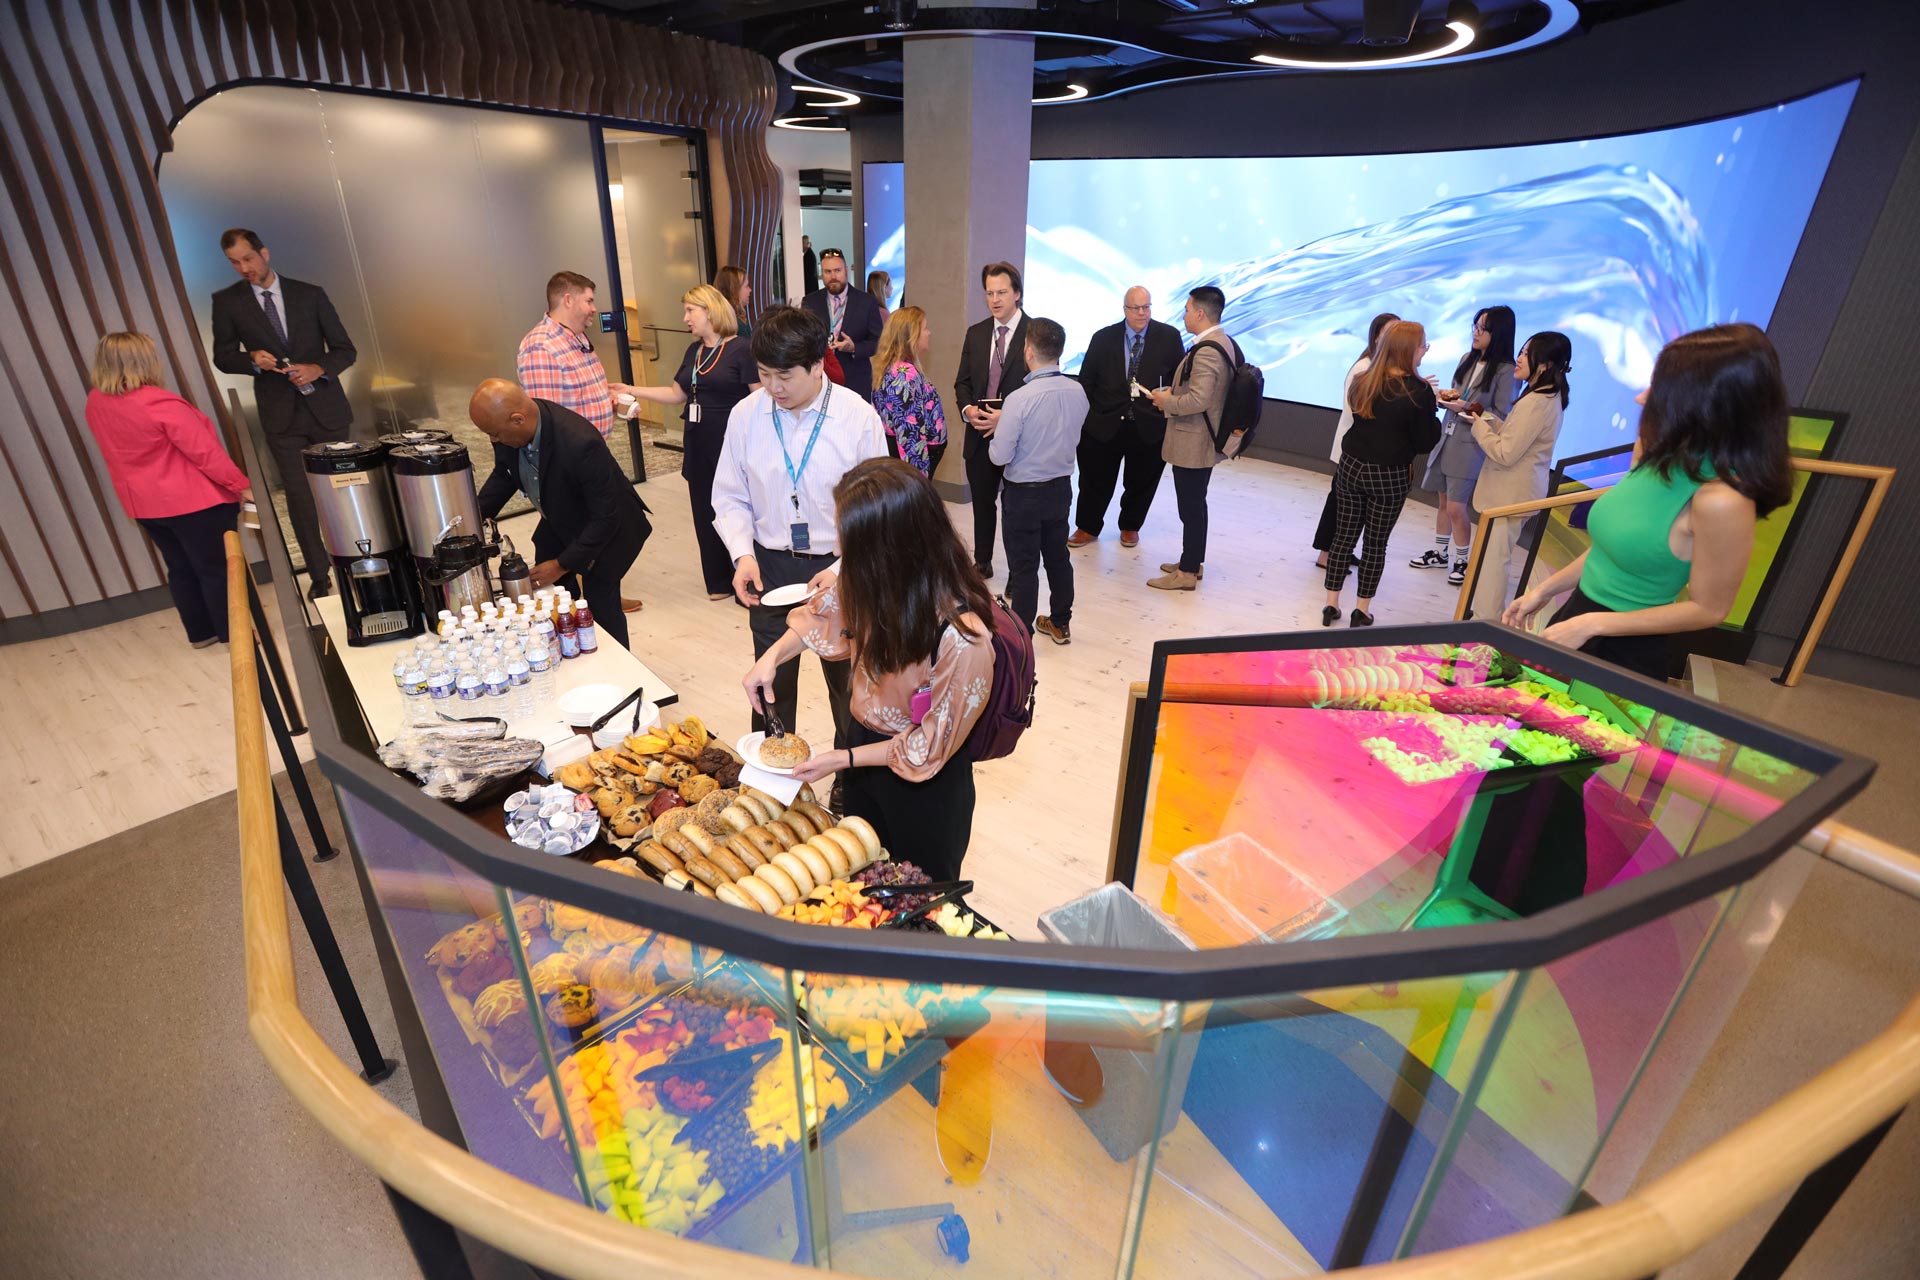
[1035,882,1206,1161]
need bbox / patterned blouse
[789,587,994,781]
[872,360,948,475]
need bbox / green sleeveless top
[1580,459,1717,612]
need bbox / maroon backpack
[961,595,1037,762]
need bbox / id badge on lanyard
[774,383,832,555]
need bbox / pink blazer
[84,385,250,519]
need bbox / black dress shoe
[974,563,993,579]
[308,577,332,601]
[1322,605,1342,627]
[1350,609,1375,627]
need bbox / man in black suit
[952,261,1029,577]
[209,227,357,597]
[1070,286,1184,549]
[801,234,820,296]
[470,379,653,651]
[800,248,884,400]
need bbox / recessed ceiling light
[1253,19,1475,69]
[793,84,861,108]
[773,116,847,132]
[1032,83,1090,104]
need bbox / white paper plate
[735,731,804,776]
[758,582,823,609]
[555,683,626,726]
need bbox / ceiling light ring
[773,116,848,132]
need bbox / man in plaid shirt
[517,269,646,612]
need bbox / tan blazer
[1469,390,1563,514]
[1159,331,1237,470]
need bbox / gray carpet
[0,766,421,1279]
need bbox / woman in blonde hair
[869,306,947,476]
[1321,320,1442,627]
[84,331,252,647]
[622,284,760,598]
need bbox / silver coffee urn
[300,441,422,645]
[389,442,487,615]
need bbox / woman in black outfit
[625,284,759,599]
[1323,320,1443,627]
[1313,310,1400,569]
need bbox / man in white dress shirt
[712,305,888,757]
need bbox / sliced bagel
[736,875,783,914]
[725,833,768,871]
[817,827,865,873]
[771,851,815,896]
[813,837,849,881]
[715,882,761,913]
[634,839,684,878]
[721,803,757,834]
[755,863,801,905]
[761,820,799,851]
[781,809,820,841]
[737,792,778,824]
[837,815,883,863]
[683,855,729,891]
[789,842,833,888]
[690,878,717,899]
[707,845,750,883]
[739,827,782,866]
[677,824,717,857]
[790,800,835,833]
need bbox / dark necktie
[986,324,1008,399]
[260,289,315,397]
[1127,330,1143,382]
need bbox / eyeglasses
[1124,303,1151,312]
[1472,325,1490,335]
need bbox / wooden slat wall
[0,0,779,621]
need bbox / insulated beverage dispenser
[390,442,486,614]
[301,440,422,645]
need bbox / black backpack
[1185,338,1265,452]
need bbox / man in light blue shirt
[989,317,1086,644]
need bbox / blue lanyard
[771,382,833,508]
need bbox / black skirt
[842,719,976,883]
[1555,585,1676,683]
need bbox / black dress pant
[749,543,852,750]
[1311,474,1340,551]
[680,423,732,596]
[843,720,976,882]
[138,503,239,643]
[262,400,350,585]
[965,439,1004,573]
[1074,422,1166,536]
[1172,465,1213,574]
[1325,455,1411,599]
[538,520,647,652]
[1554,586,1677,683]
[1001,476,1074,630]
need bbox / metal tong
[878,882,976,930]
[764,703,788,741]
[589,685,648,734]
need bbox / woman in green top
[1504,324,1793,681]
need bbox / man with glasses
[1069,285,1184,550]
[801,249,885,401]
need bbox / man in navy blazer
[472,380,653,651]
[800,248,884,400]
[1071,286,1185,547]
[209,227,358,598]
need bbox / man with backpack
[1146,285,1260,591]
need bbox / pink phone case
[909,685,933,725]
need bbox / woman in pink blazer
[84,332,252,646]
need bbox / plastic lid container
[1168,832,1348,948]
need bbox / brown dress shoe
[1158,562,1205,579]
[622,597,644,613]
[1146,569,1200,592]
[1119,530,1140,548]
[1067,529,1095,548]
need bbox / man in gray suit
[209,227,357,598]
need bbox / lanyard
[692,337,728,390]
[771,382,833,513]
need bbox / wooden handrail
[1453,487,1614,622]
[230,531,1920,1279]
[1805,820,1920,900]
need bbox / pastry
[472,980,536,1062]
[544,984,598,1030]
[634,839,684,878]
[550,902,595,936]
[790,842,833,887]
[680,774,719,803]
[791,800,835,833]
[562,931,597,959]
[610,804,650,839]
[426,921,497,971]
[694,745,733,774]
[663,762,697,788]
[758,733,811,769]
[527,953,583,997]
[589,787,626,818]
[714,759,744,788]
[707,845,750,882]
[451,937,512,998]
[587,948,654,1005]
[490,897,549,944]
[736,875,782,914]
[587,911,647,949]
[554,761,596,791]
[471,979,526,1029]
[683,855,729,891]
[771,851,815,896]
[838,815,883,862]
[755,863,801,905]
[609,752,649,777]
[715,883,760,912]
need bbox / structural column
[902,8,1034,494]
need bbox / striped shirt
[516,315,615,438]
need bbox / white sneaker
[1410,548,1449,568]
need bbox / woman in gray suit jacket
[1461,331,1572,619]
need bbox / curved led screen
[863,80,1856,460]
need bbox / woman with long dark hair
[1322,321,1443,627]
[714,265,752,339]
[1458,331,1571,618]
[1414,305,1517,584]
[743,458,997,879]
[1505,323,1794,681]
[1313,311,1399,570]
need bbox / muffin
[544,984,598,1030]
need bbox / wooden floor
[0,456,1467,917]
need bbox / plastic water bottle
[505,643,533,718]
[391,651,414,692]
[455,657,483,703]
[525,640,556,712]
[425,657,455,708]
[482,654,510,706]
[400,658,432,725]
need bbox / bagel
[761,820,799,851]
[790,800,834,832]
[721,803,757,834]
[633,840,683,878]
[707,845,750,883]
[737,792,777,824]
[755,863,801,905]
[740,827,782,866]
[813,837,850,881]
[657,828,695,862]
[690,878,717,899]
[736,875,783,914]
[836,815,883,862]
[743,786,784,813]
[815,827,863,871]
[790,842,833,888]
[771,851,815,896]
[781,809,820,841]
[682,855,729,891]
[677,824,717,857]
[661,869,694,893]
[715,883,761,913]
[723,833,765,871]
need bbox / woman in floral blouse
[869,306,948,477]
[744,458,996,879]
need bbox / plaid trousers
[1326,455,1412,597]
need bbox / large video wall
[863,81,1855,460]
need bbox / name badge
[790,521,811,553]
[686,402,702,423]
